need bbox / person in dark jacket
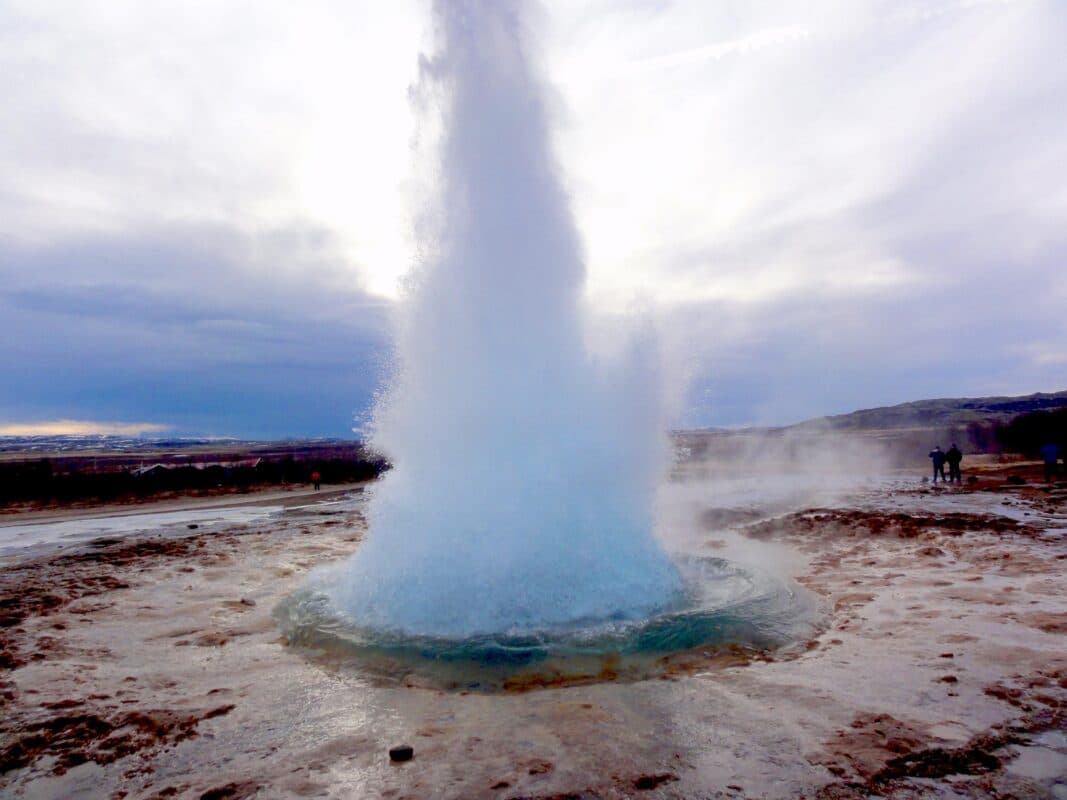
[1040,443,1059,482]
[945,443,963,483]
[929,446,947,483]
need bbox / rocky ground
[0,463,1064,799]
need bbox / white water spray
[329,0,680,638]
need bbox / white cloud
[0,0,422,295]
[1,0,1064,430]
[548,0,1064,306]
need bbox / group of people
[930,442,1066,483]
[928,444,963,483]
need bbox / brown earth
[0,463,1064,798]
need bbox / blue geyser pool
[277,555,821,691]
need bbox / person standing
[929,446,947,483]
[946,443,963,483]
[1039,443,1059,482]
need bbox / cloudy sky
[1,0,1065,438]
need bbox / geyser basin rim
[276,556,823,690]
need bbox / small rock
[389,744,414,762]
[187,524,199,529]
[633,773,678,791]
[239,598,256,607]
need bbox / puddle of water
[0,506,282,556]
[0,490,369,559]
[1006,736,1067,781]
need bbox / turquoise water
[275,556,822,691]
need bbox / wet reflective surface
[5,471,1066,799]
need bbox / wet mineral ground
[1,463,1064,799]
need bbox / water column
[332,0,680,637]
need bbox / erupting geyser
[323,0,682,638]
[280,0,820,676]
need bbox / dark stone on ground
[633,773,678,790]
[199,781,260,800]
[389,744,414,762]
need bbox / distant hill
[675,389,1067,464]
[792,390,1067,432]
